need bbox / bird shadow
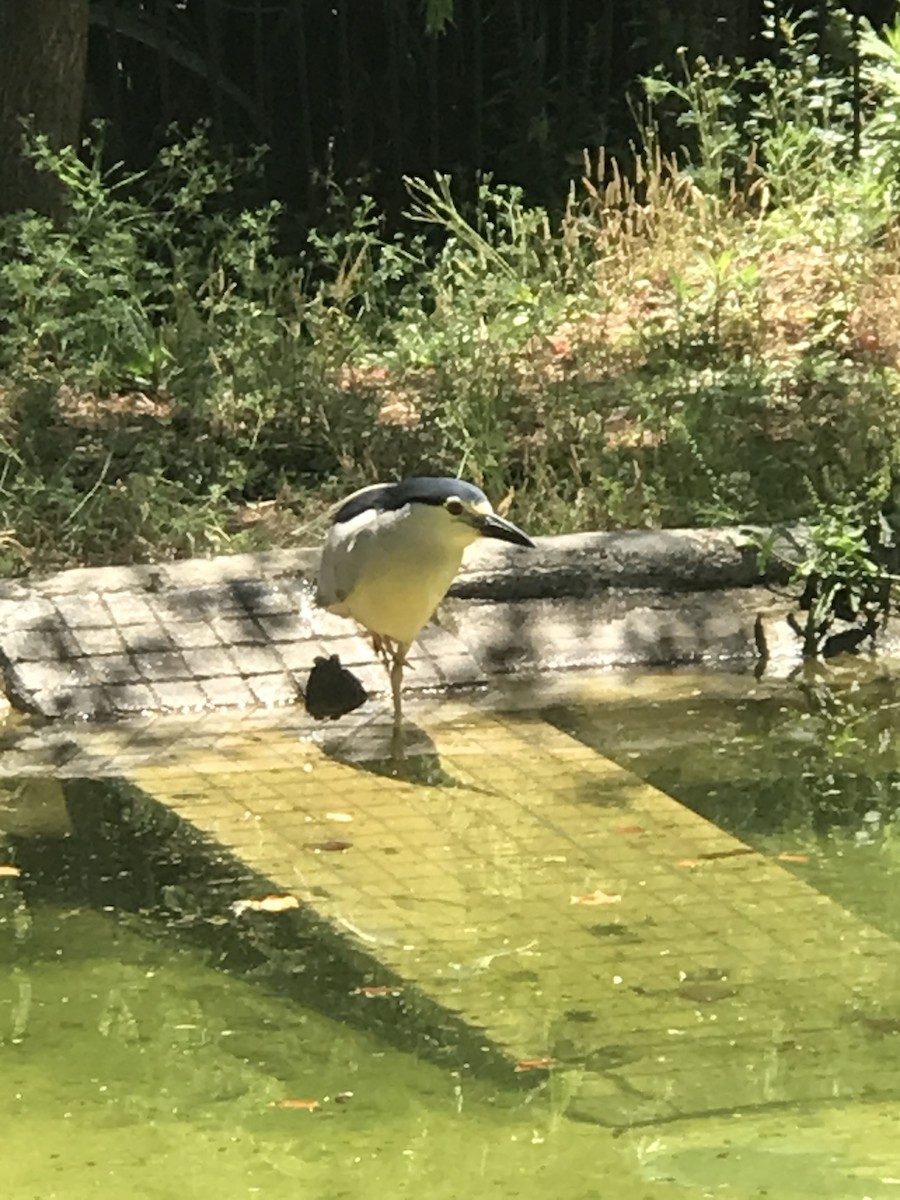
[318,718,493,793]
[300,651,479,789]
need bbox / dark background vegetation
[1,1,894,221]
[81,0,780,212]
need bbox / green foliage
[745,1,860,204]
[0,127,335,568]
[3,5,900,574]
[641,0,900,218]
[643,50,745,195]
[859,17,900,200]
[788,505,890,658]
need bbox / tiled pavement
[0,562,484,720]
[0,532,813,720]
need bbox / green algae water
[549,666,900,943]
[3,665,900,1199]
[1,894,690,1200]
[6,901,900,1200]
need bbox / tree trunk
[0,0,89,218]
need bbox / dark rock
[304,655,369,720]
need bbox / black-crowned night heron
[316,477,534,736]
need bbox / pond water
[3,665,900,1199]
[548,665,900,944]
[1,872,680,1200]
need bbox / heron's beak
[474,512,535,548]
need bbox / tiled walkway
[0,528,811,719]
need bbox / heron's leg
[389,641,410,736]
[373,633,414,675]
[372,633,390,670]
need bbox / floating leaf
[778,852,810,863]
[614,825,645,835]
[232,894,301,916]
[325,812,353,823]
[306,840,353,853]
[570,889,622,906]
[514,1057,556,1072]
[0,865,21,878]
[676,859,699,869]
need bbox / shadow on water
[4,775,520,1091]
[320,722,497,792]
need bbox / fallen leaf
[778,852,810,863]
[351,985,403,998]
[272,1098,320,1111]
[325,812,353,823]
[676,859,699,869]
[514,1057,557,1072]
[0,865,21,878]
[306,840,353,853]
[614,825,645,835]
[231,894,301,916]
[570,889,622,906]
[697,848,756,861]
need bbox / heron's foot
[371,635,414,672]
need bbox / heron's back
[317,504,471,645]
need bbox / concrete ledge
[0,523,878,721]
[0,525,805,601]
[440,587,801,672]
[452,525,800,599]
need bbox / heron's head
[332,477,534,549]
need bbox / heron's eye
[445,498,464,516]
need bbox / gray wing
[315,508,380,611]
